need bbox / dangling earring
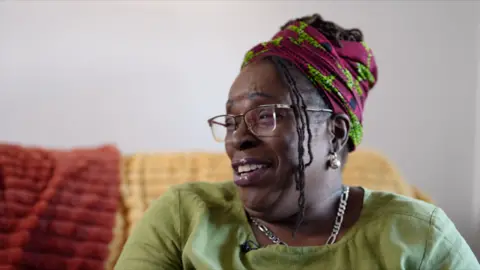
[327,151,341,170]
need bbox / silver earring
[327,152,341,170]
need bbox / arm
[115,188,183,270]
[420,207,479,270]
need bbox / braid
[274,14,361,236]
[273,59,313,237]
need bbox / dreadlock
[276,14,364,236]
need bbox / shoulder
[357,189,437,250]
[116,181,239,269]
[170,180,237,199]
[360,188,452,238]
[358,189,478,268]
[117,181,239,262]
[149,180,239,214]
[362,188,437,222]
[361,189,464,236]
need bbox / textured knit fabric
[0,144,121,270]
[242,21,378,149]
[115,181,479,270]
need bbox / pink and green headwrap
[241,21,378,150]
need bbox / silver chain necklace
[251,185,350,246]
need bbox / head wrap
[241,21,378,150]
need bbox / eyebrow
[226,91,275,108]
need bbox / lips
[232,158,272,187]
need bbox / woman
[115,14,479,269]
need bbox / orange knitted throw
[0,144,121,270]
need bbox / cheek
[284,121,330,167]
[225,142,232,158]
[274,128,299,169]
[304,124,330,164]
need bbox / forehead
[227,60,290,112]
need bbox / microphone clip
[239,240,260,253]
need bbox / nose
[230,120,261,151]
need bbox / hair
[273,14,363,235]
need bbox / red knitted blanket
[0,144,121,270]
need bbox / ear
[328,114,351,151]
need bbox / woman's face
[225,59,332,220]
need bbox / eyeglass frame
[207,104,333,142]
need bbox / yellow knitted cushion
[342,149,421,198]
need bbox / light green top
[115,181,479,270]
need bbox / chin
[238,187,288,216]
[238,188,271,211]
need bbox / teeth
[237,164,266,174]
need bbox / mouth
[232,158,272,187]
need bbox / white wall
[0,1,479,250]
[474,23,480,255]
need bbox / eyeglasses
[207,104,332,142]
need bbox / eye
[259,111,274,119]
[257,110,275,122]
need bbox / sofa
[0,145,432,269]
